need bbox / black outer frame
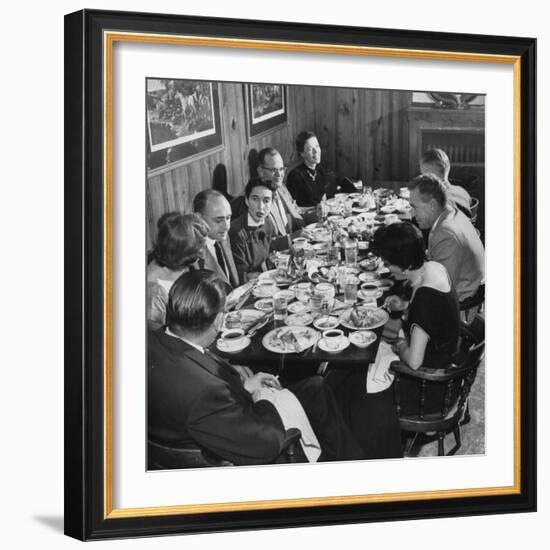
[64,9,536,541]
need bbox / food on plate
[349,330,377,348]
[266,327,318,353]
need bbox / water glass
[310,292,323,318]
[225,311,242,330]
[327,243,341,265]
[343,276,358,305]
[273,291,288,321]
[344,239,358,266]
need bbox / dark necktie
[214,241,228,278]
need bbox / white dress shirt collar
[165,327,205,354]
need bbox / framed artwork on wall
[64,8,536,541]
[146,79,223,173]
[244,83,288,140]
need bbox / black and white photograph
[146,79,486,470]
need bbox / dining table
[211,188,413,376]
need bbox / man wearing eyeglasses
[232,148,305,250]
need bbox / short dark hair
[193,189,225,214]
[371,222,426,271]
[166,270,226,334]
[420,148,451,180]
[296,131,316,154]
[153,213,208,270]
[257,147,281,167]
[408,173,448,208]
[244,177,275,198]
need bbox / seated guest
[147,213,209,330]
[231,147,305,250]
[371,222,461,414]
[420,148,472,217]
[286,131,355,207]
[193,189,239,290]
[408,174,485,303]
[148,270,364,465]
[229,177,277,284]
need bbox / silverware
[247,313,273,337]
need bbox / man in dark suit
[193,189,239,289]
[148,270,363,466]
[232,148,306,250]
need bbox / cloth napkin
[366,340,397,394]
[253,387,321,462]
[225,280,256,309]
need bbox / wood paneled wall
[146,83,412,248]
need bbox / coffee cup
[360,282,381,300]
[218,329,246,350]
[322,329,344,350]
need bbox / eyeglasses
[260,166,286,176]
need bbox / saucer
[254,298,273,312]
[216,336,251,354]
[318,336,350,354]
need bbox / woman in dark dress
[371,222,461,415]
[286,131,356,207]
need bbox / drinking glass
[224,311,242,330]
[343,276,358,305]
[273,291,288,321]
[344,239,358,266]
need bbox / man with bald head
[193,189,239,289]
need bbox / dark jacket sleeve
[287,168,310,207]
[186,383,287,465]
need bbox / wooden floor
[405,358,485,457]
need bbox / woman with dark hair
[371,221,461,414]
[286,131,356,207]
[147,212,209,330]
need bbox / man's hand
[244,372,282,394]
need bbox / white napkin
[226,280,255,309]
[366,340,397,394]
[307,259,322,279]
[253,387,321,462]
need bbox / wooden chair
[390,315,485,456]
[470,197,480,225]
[460,284,485,322]
[148,428,304,469]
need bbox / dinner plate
[285,313,313,327]
[252,285,277,298]
[340,307,389,330]
[348,330,377,349]
[318,336,350,354]
[223,309,265,331]
[254,298,273,311]
[216,336,251,354]
[262,326,320,354]
[258,269,293,286]
[358,271,380,283]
